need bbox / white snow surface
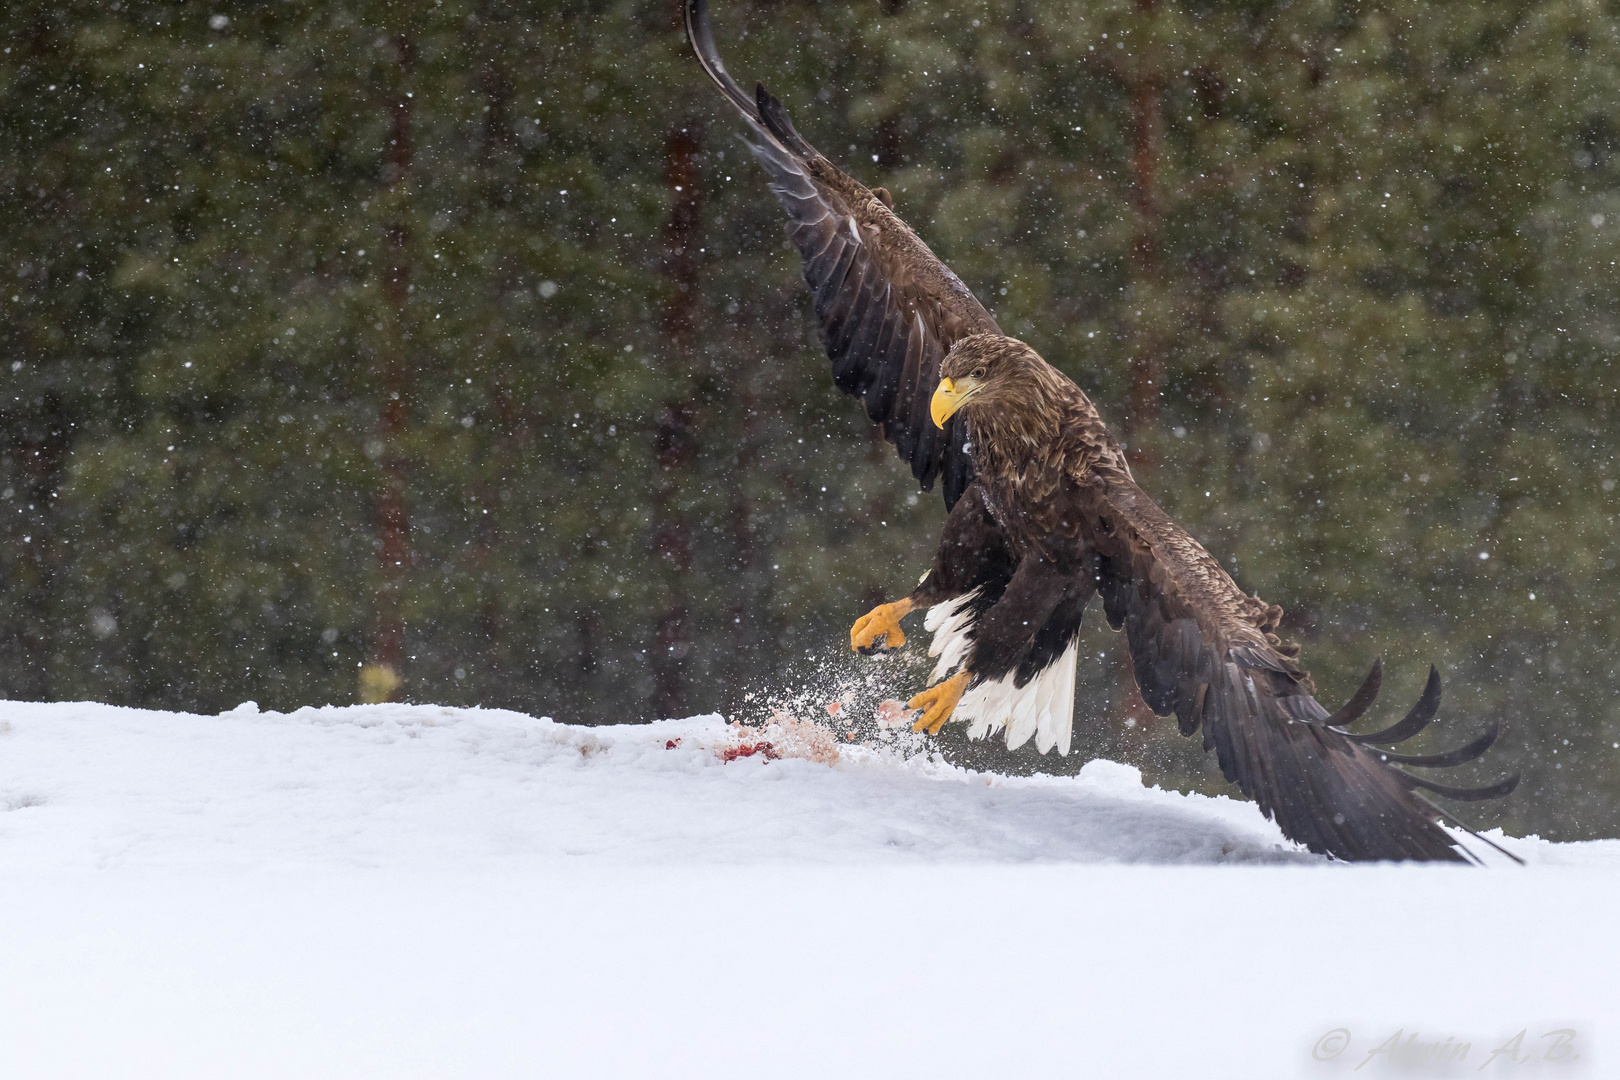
[0,699,1616,1079]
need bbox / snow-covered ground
[0,700,1614,1078]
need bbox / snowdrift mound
[0,700,1589,870]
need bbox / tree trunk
[1124,0,1164,471]
[0,392,71,701]
[472,11,515,699]
[722,384,767,718]
[1120,0,1163,729]
[362,33,417,705]
[650,123,704,719]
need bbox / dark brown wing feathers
[686,0,999,506]
[1090,469,1517,862]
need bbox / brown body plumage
[687,0,1517,862]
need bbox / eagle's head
[930,335,1057,429]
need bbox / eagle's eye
[970,365,987,380]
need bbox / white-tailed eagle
[687,0,1517,862]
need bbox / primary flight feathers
[686,0,996,505]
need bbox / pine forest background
[4,0,1619,840]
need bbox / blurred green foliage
[2,0,1617,840]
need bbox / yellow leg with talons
[850,598,914,653]
[909,671,971,735]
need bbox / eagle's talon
[908,671,971,735]
[850,599,913,653]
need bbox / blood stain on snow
[714,713,841,765]
[718,740,779,762]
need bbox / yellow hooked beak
[930,376,980,429]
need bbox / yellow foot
[908,671,971,735]
[850,598,914,654]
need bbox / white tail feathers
[924,592,1078,756]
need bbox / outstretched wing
[1088,467,1517,862]
[686,0,999,507]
